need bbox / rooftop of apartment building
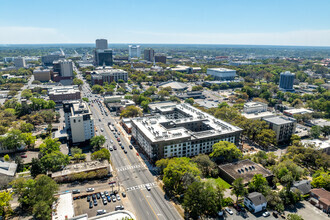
[0,161,18,176]
[263,116,296,125]
[131,103,242,143]
[49,85,80,95]
[244,102,267,109]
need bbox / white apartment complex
[128,45,141,58]
[206,68,236,80]
[63,101,95,144]
[131,103,242,161]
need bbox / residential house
[244,192,267,213]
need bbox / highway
[77,70,182,220]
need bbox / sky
[1,0,330,46]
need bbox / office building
[95,39,108,50]
[41,54,65,66]
[49,85,81,103]
[128,45,141,58]
[158,81,188,91]
[131,103,242,161]
[155,54,167,64]
[263,116,296,143]
[241,102,275,120]
[33,69,51,81]
[94,49,113,66]
[279,71,295,92]
[63,101,95,144]
[144,48,155,62]
[53,59,74,78]
[171,65,201,74]
[90,67,128,85]
[14,57,26,68]
[206,68,236,80]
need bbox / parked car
[72,190,80,194]
[92,194,96,200]
[112,195,116,202]
[116,195,121,201]
[93,200,98,206]
[273,211,279,218]
[115,205,124,211]
[86,188,94,192]
[263,212,270,217]
[87,196,91,202]
[122,192,126,197]
[96,193,100,199]
[218,210,224,216]
[104,191,109,196]
[107,195,111,202]
[89,201,93,209]
[146,184,151,191]
[102,199,107,205]
[20,155,27,158]
[225,207,233,215]
[97,210,106,215]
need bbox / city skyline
[1,0,330,46]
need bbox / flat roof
[219,159,273,184]
[263,116,296,125]
[0,161,17,176]
[149,101,177,111]
[207,68,235,72]
[301,139,330,150]
[244,102,267,108]
[284,108,313,114]
[70,210,136,220]
[52,192,74,220]
[242,111,275,120]
[159,81,188,90]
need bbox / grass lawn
[212,177,231,189]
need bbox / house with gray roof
[244,192,267,213]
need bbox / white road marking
[126,182,157,192]
[116,164,145,172]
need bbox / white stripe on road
[126,182,157,192]
[116,164,146,172]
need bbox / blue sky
[1,0,330,46]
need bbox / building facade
[49,85,81,103]
[33,69,51,81]
[244,192,267,213]
[94,49,113,66]
[63,101,95,144]
[14,57,26,68]
[90,68,128,85]
[41,54,65,66]
[206,68,236,80]
[263,116,296,143]
[243,102,268,114]
[128,45,141,58]
[144,48,155,62]
[53,59,74,78]
[155,54,166,64]
[95,39,108,50]
[279,71,295,92]
[131,103,242,161]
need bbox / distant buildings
[263,116,296,143]
[33,69,51,82]
[63,101,95,144]
[129,45,141,58]
[177,91,205,100]
[228,61,262,66]
[14,57,26,68]
[155,54,167,64]
[49,85,81,103]
[94,49,113,66]
[279,71,295,92]
[144,48,155,62]
[218,159,274,185]
[206,68,236,80]
[131,103,242,161]
[283,108,313,117]
[241,102,275,120]
[301,139,330,155]
[95,39,108,50]
[41,54,65,66]
[90,67,128,85]
[158,81,188,91]
[170,65,201,74]
[53,59,74,78]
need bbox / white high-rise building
[96,39,108,50]
[128,45,141,58]
[14,57,26,68]
[63,101,95,143]
[54,60,74,77]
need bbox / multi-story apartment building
[95,39,108,50]
[131,103,242,161]
[63,101,95,144]
[41,54,65,66]
[279,71,295,92]
[128,45,141,58]
[53,59,74,78]
[155,54,167,64]
[144,48,155,62]
[263,116,296,143]
[14,57,26,68]
[49,85,81,103]
[90,67,128,85]
[206,68,236,80]
[33,69,51,81]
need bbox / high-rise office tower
[96,39,108,50]
[128,45,141,58]
[279,71,295,92]
[144,48,155,62]
[94,49,113,66]
[14,57,26,68]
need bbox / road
[77,69,182,220]
[16,75,34,100]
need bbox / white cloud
[0,26,69,44]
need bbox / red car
[20,155,27,158]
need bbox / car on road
[109,146,113,151]
[129,145,133,149]
[116,195,121,201]
[124,150,127,154]
[122,192,126,197]
[97,210,107,215]
[146,184,151,191]
[113,146,117,150]
[89,201,93,209]
[86,188,94,192]
[93,200,98,206]
[72,189,80,194]
[112,195,116,202]
[121,145,124,149]
[117,138,120,141]
[110,140,113,143]
[263,212,270,217]
[99,119,101,122]
[20,155,27,158]
[225,207,233,215]
[115,205,124,211]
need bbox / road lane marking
[117,164,146,172]
[126,182,157,192]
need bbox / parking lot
[73,190,126,218]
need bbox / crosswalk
[126,182,157,192]
[116,164,145,172]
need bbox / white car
[116,194,121,201]
[262,212,270,217]
[145,184,151,191]
[225,207,233,215]
[109,146,113,151]
[86,188,94,192]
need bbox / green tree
[310,126,321,139]
[141,100,150,112]
[256,129,276,149]
[40,151,70,172]
[82,97,89,102]
[91,148,110,161]
[191,85,203,91]
[321,126,330,137]
[73,78,84,86]
[21,89,33,99]
[90,135,106,150]
[120,106,142,118]
[266,190,284,212]
[210,141,242,163]
[30,158,46,178]
[184,98,194,105]
[248,174,269,194]
[4,154,10,162]
[0,191,13,218]
[231,177,247,203]
[20,122,34,133]
[39,137,61,156]
[0,129,25,150]
[311,170,330,191]
[191,154,216,177]
[22,133,36,148]
[92,85,105,94]
[287,214,304,220]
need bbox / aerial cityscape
[0,1,330,220]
